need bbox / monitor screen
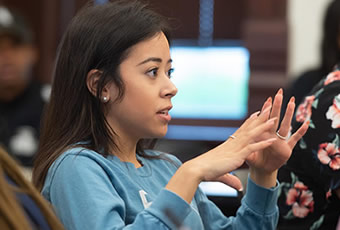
[165,43,250,141]
[169,45,250,120]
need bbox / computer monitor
[166,42,250,141]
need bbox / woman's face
[105,32,177,142]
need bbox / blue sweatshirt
[42,147,279,230]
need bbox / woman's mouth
[157,108,172,122]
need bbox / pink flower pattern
[324,71,340,86]
[326,189,332,200]
[317,143,340,170]
[296,96,315,123]
[286,182,314,218]
[326,94,340,129]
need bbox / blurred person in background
[277,2,340,228]
[285,0,340,108]
[0,6,49,167]
[277,67,340,229]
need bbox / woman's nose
[161,77,178,98]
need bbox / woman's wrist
[165,161,202,203]
[249,168,278,189]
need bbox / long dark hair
[33,0,171,190]
[320,0,340,74]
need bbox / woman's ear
[86,69,113,103]
[86,69,110,103]
[86,69,101,97]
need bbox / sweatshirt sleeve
[43,154,192,230]
[196,176,279,230]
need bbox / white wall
[288,0,332,79]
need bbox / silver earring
[103,96,108,103]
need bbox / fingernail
[263,97,272,104]
[238,186,244,192]
[290,96,295,103]
[277,88,283,94]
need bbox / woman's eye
[146,68,158,77]
[167,68,174,78]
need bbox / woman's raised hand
[166,89,308,203]
[246,89,309,187]
[184,97,280,191]
[186,89,308,190]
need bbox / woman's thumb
[216,173,243,192]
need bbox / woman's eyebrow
[137,57,172,66]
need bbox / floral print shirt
[278,69,340,230]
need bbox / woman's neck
[111,137,142,168]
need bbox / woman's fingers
[277,97,295,137]
[216,173,243,192]
[231,116,276,152]
[230,112,277,152]
[287,121,309,149]
[246,116,277,142]
[261,97,272,112]
[259,105,273,122]
[241,137,277,155]
[244,105,272,131]
[238,110,261,130]
[269,88,283,130]
[238,97,272,133]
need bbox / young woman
[32,1,308,229]
[0,147,64,230]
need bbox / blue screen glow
[170,46,250,120]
